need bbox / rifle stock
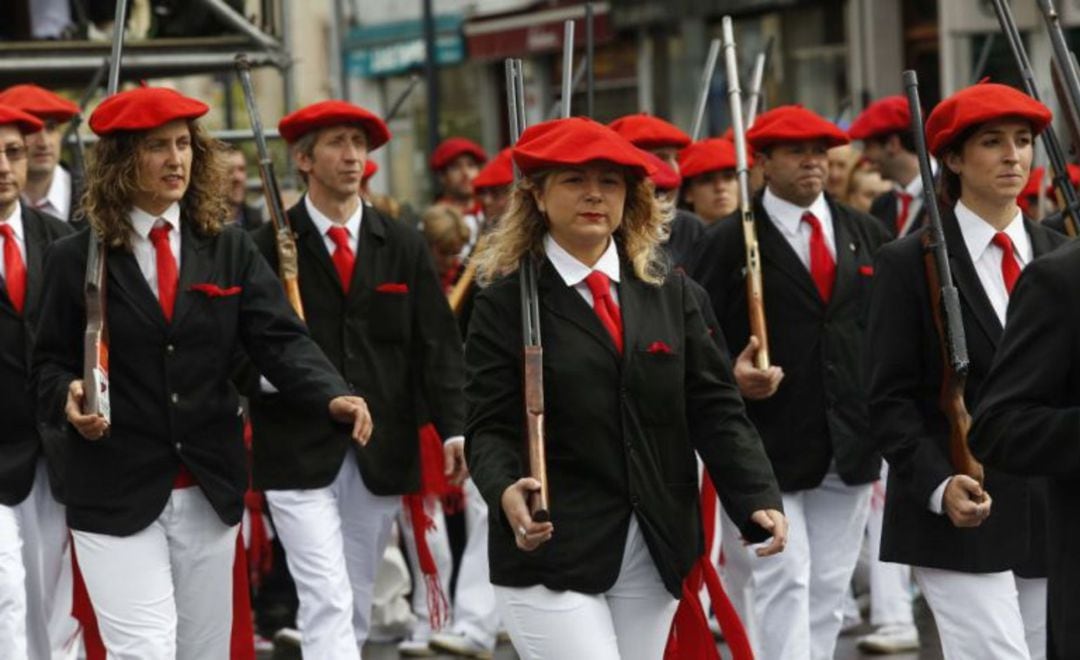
[235,54,305,320]
[903,70,982,485]
[722,17,770,369]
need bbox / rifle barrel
[106,0,129,94]
[691,39,722,141]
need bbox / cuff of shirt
[929,477,951,515]
[444,435,464,446]
[258,375,279,394]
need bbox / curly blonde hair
[82,120,229,249]
[472,168,668,286]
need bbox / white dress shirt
[129,203,182,300]
[543,233,621,306]
[0,201,26,280]
[762,187,836,269]
[305,194,363,257]
[26,166,72,221]
[929,200,1030,514]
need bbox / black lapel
[171,221,215,327]
[108,245,168,329]
[22,208,46,318]
[291,200,348,296]
[1026,218,1057,258]
[617,265,646,357]
[351,205,388,305]
[537,257,620,360]
[0,273,13,318]
[941,209,1002,345]
[827,199,861,312]
[754,197,824,304]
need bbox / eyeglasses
[0,146,27,162]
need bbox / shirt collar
[0,201,24,240]
[44,166,71,214]
[305,194,363,240]
[954,200,1028,263]
[543,233,621,288]
[762,187,829,235]
[899,158,935,197]
[129,202,181,240]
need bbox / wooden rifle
[82,1,130,423]
[235,54,305,320]
[722,17,770,369]
[992,0,1080,237]
[903,70,982,485]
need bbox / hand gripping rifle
[903,70,982,485]
[82,0,130,423]
[235,54,305,320]
[504,56,549,522]
[991,0,1080,237]
[722,17,770,369]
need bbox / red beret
[512,117,655,178]
[430,137,487,171]
[362,159,378,183]
[0,84,79,123]
[677,139,741,180]
[746,105,849,151]
[609,114,691,150]
[925,82,1052,157]
[89,87,208,136]
[848,96,911,141]
[279,100,390,150]
[0,105,44,134]
[472,148,513,190]
[638,149,681,191]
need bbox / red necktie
[584,270,623,354]
[327,226,355,293]
[802,212,836,303]
[896,192,913,234]
[991,232,1021,295]
[0,223,25,314]
[149,223,177,322]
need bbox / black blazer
[970,239,1080,659]
[32,223,349,536]
[0,208,73,506]
[465,257,781,598]
[690,195,891,491]
[246,200,464,494]
[664,209,705,271]
[869,190,928,239]
[866,210,1064,573]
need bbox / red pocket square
[647,341,673,354]
[376,282,409,294]
[189,283,242,297]
[858,265,874,276]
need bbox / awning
[464,2,613,62]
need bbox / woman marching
[464,116,786,660]
[866,82,1064,660]
[32,87,372,659]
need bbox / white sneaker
[429,631,495,659]
[398,637,437,657]
[857,623,920,654]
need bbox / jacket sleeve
[971,258,1080,477]
[866,241,954,504]
[410,236,466,440]
[682,277,782,543]
[32,236,86,430]
[464,282,525,528]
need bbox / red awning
[464,1,613,61]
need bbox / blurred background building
[5,0,1080,206]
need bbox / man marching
[691,105,891,660]
[431,137,487,254]
[246,100,466,659]
[0,104,77,660]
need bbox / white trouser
[494,517,678,660]
[1016,577,1048,660]
[730,472,872,660]
[867,463,914,627]
[266,456,401,660]
[398,497,452,640]
[72,486,237,660]
[0,459,79,660]
[449,479,499,649]
[913,567,1031,660]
